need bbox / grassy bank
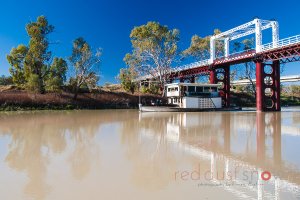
[0,86,164,111]
[1,85,299,111]
[231,92,300,107]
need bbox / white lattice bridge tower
[136,18,300,112]
[210,18,279,63]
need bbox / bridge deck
[136,34,300,81]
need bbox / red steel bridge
[136,18,300,112]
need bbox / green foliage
[85,72,99,91]
[45,77,63,92]
[123,53,141,69]
[24,15,54,93]
[118,67,137,93]
[183,35,210,60]
[69,37,102,98]
[183,29,222,60]
[140,84,160,94]
[149,84,160,94]
[0,75,13,85]
[129,22,179,58]
[140,86,148,94]
[233,85,246,92]
[45,57,68,92]
[6,16,58,93]
[125,21,180,89]
[67,77,77,91]
[7,45,28,85]
[26,74,40,92]
[233,38,255,52]
[290,85,300,96]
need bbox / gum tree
[45,57,68,92]
[24,15,54,93]
[125,21,180,95]
[183,29,222,60]
[7,45,28,85]
[69,37,101,99]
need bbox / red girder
[258,43,300,62]
[168,50,256,79]
[169,65,211,79]
[168,43,300,80]
[280,56,300,64]
[214,50,256,66]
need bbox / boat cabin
[164,83,222,109]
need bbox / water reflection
[0,110,299,200]
[136,111,300,199]
[0,111,123,200]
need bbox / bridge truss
[136,18,300,112]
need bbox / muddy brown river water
[0,109,300,200]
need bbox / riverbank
[0,86,299,111]
[231,92,300,107]
[0,87,164,111]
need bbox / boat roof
[165,82,222,87]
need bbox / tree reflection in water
[120,112,179,191]
[0,111,112,199]
[0,110,300,200]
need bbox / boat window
[196,86,203,92]
[188,86,195,92]
[168,87,178,92]
[210,87,218,92]
[203,87,210,92]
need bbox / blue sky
[1,0,300,84]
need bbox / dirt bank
[0,86,164,111]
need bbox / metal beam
[230,24,272,40]
[231,75,300,85]
[272,21,279,48]
[255,19,262,53]
[224,38,230,57]
[214,20,255,39]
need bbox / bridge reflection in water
[0,110,300,200]
[138,111,300,200]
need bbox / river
[0,109,300,200]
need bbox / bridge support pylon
[210,65,230,108]
[255,60,281,112]
[209,70,216,84]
